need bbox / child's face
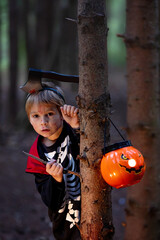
[29,102,63,140]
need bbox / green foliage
[107,0,126,66]
[0,0,8,70]
[0,0,126,71]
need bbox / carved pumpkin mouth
[119,164,144,174]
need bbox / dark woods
[0,0,78,128]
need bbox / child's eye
[48,112,54,116]
[33,114,39,118]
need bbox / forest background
[0,0,132,240]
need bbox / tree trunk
[35,0,54,68]
[8,0,18,125]
[158,0,160,87]
[0,1,2,125]
[124,1,160,239]
[23,0,36,69]
[23,0,77,72]
[46,0,72,71]
[77,1,113,239]
[57,0,78,75]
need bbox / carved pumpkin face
[101,141,146,188]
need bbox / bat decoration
[100,141,146,189]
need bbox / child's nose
[41,116,48,125]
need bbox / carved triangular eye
[121,154,129,160]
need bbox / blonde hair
[25,82,65,116]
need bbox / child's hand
[60,104,80,129]
[46,160,63,183]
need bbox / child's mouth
[42,129,50,132]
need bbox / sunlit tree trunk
[77,0,114,239]
[124,1,160,239]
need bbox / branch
[75,223,81,232]
[67,170,82,181]
[65,17,77,23]
[116,33,125,39]
[23,151,82,181]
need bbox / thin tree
[159,0,160,86]
[23,0,36,69]
[0,1,3,140]
[22,0,78,72]
[8,0,18,125]
[124,0,160,239]
[0,1,2,114]
[77,0,114,239]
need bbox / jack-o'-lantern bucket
[100,140,146,189]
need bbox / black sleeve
[34,173,65,211]
[72,128,80,144]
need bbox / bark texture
[77,1,113,239]
[124,1,160,239]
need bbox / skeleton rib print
[44,132,81,228]
[44,135,81,202]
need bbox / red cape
[25,136,49,175]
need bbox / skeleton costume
[22,68,81,239]
[26,121,81,240]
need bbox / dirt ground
[0,129,126,240]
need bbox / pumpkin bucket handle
[103,117,126,155]
[108,117,126,141]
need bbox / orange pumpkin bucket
[101,139,146,189]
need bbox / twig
[22,151,82,180]
[65,17,77,23]
[66,170,82,180]
[75,223,81,232]
[116,33,125,39]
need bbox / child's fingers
[46,161,63,176]
[66,105,72,116]
[61,104,69,115]
[73,107,79,116]
[60,105,80,129]
[70,106,79,117]
[46,160,60,170]
[51,163,63,175]
[56,164,64,175]
[46,160,56,171]
[61,105,79,117]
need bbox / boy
[24,82,81,240]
